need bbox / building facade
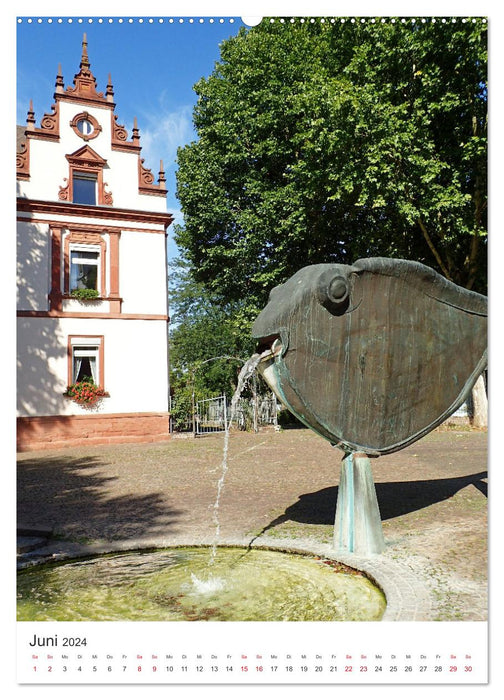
[16,36,173,451]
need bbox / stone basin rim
[17,536,432,622]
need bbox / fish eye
[328,277,348,303]
[317,271,351,315]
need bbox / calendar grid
[17,621,488,684]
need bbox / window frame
[69,111,102,142]
[60,146,112,206]
[69,244,101,293]
[68,335,105,388]
[63,231,107,297]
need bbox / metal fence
[195,395,228,435]
[171,393,279,436]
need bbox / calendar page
[12,0,496,695]
[17,621,488,684]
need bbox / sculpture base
[334,452,385,555]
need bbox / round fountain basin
[17,546,386,622]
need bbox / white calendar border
[7,0,502,695]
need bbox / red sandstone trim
[17,412,171,452]
[49,226,63,312]
[138,157,168,197]
[17,198,173,228]
[108,231,121,312]
[17,310,169,321]
[69,111,102,141]
[18,216,167,236]
[25,101,61,142]
[16,139,30,179]
[60,145,112,206]
[111,112,142,153]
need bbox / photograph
[14,5,490,689]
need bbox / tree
[468,374,488,428]
[175,18,487,321]
[168,252,257,427]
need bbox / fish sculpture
[252,258,487,456]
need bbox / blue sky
[16,16,246,262]
[16,4,497,268]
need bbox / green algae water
[17,547,386,622]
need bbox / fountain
[17,547,386,621]
[18,346,387,621]
[252,257,487,555]
[17,257,486,621]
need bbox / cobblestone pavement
[17,426,488,621]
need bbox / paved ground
[17,425,488,621]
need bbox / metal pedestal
[334,452,385,555]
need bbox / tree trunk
[469,373,488,428]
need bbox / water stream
[189,353,265,594]
[210,352,263,559]
[17,351,389,621]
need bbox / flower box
[64,379,110,407]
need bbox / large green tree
[175,18,487,320]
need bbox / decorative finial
[64,32,104,102]
[132,117,140,144]
[55,63,64,93]
[81,33,90,70]
[158,160,166,186]
[106,73,115,102]
[26,99,36,127]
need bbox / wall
[17,317,169,417]
[16,220,50,311]
[120,231,168,315]
[17,412,171,451]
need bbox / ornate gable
[17,35,167,199]
[65,144,108,169]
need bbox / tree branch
[417,217,453,281]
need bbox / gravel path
[17,426,487,621]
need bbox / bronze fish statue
[252,258,487,455]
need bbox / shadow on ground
[258,471,488,533]
[17,455,185,540]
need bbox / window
[76,118,94,137]
[63,233,107,298]
[72,345,99,383]
[69,247,100,292]
[73,171,97,205]
[68,336,104,387]
[69,112,101,141]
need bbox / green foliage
[176,17,487,322]
[70,288,100,300]
[169,383,194,431]
[169,254,256,409]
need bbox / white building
[17,36,173,450]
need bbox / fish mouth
[255,336,284,401]
[255,335,283,361]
